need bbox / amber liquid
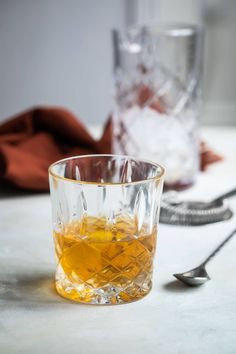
[54,216,157,304]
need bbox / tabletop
[1,126,236,354]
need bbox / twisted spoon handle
[201,228,236,266]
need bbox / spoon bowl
[174,266,210,286]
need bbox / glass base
[55,266,152,305]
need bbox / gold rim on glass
[48,154,165,186]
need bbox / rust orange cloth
[0,107,111,191]
[0,106,221,191]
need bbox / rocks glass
[49,155,164,304]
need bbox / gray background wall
[0,0,126,124]
[0,0,235,125]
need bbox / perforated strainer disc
[160,192,233,226]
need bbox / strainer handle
[213,188,236,203]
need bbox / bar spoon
[174,228,236,286]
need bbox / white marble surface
[1,127,236,354]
